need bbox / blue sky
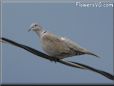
[1,0,114,84]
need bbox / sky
[1,0,114,84]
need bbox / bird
[28,23,99,59]
[2,23,114,80]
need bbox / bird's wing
[41,32,99,57]
[41,33,73,56]
[60,37,99,57]
[60,37,88,54]
[41,33,98,58]
[42,32,85,53]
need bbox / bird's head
[28,23,43,32]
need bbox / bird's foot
[49,57,60,63]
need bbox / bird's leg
[49,56,60,63]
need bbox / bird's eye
[34,24,38,27]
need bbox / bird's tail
[78,47,100,58]
[85,51,100,58]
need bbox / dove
[1,26,114,80]
[28,23,99,59]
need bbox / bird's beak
[28,28,32,32]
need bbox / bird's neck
[35,30,46,38]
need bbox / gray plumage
[28,23,99,59]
